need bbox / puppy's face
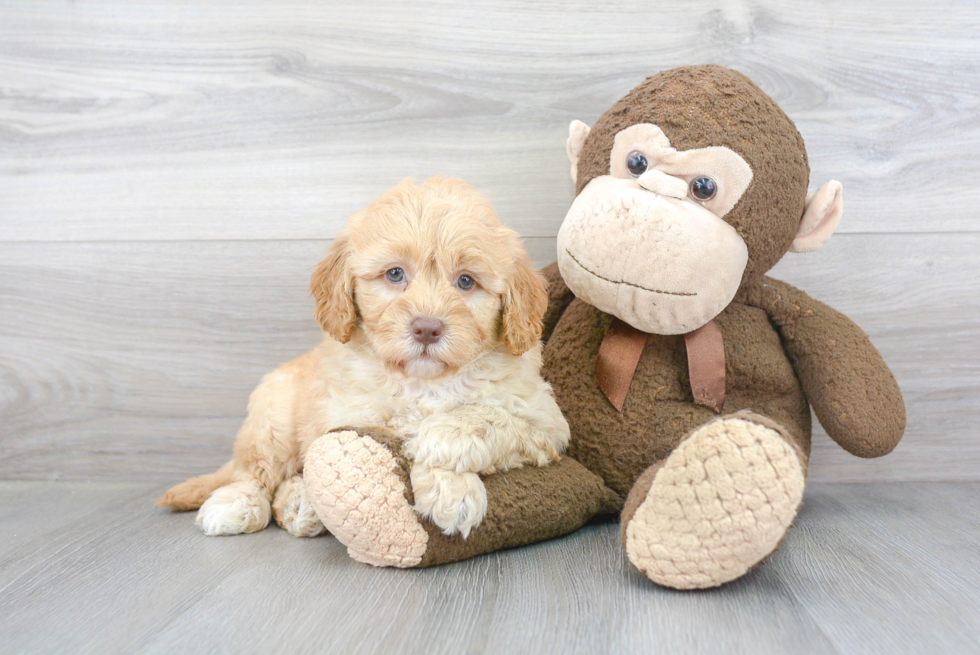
[311,178,547,379]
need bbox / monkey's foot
[622,411,805,590]
[304,430,428,567]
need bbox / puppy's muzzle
[411,317,444,345]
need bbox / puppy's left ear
[502,254,548,356]
[310,230,357,343]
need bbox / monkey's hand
[744,276,906,458]
[539,261,576,345]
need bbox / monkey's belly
[542,299,811,499]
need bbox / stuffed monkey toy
[304,64,906,589]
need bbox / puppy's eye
[385,268,406,284]
[690,177,717,201]
[456,274,476,291]
[627,151,648,177]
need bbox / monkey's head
[558,64,843,335]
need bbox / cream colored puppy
[158,177,569,539]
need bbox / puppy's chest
[324,386,463,438]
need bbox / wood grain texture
[1,1,978,483]
[0,481,977,654]
[1,234,977,482]
[1,0,979,240]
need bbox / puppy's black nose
[411,317,444,345]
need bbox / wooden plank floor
[1,481,977,654]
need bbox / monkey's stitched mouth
[564,249,697,297]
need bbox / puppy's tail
[156,460,235,511]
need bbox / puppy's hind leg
[193,359,304,536]
[273,475,327,537]
[196,480,272,536]
[194,445,284,536]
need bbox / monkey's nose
[411,317,444,345]
[637,169,688,199]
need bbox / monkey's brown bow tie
[596,317,726,413]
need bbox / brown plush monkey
[542,64,906,588]
[304,65,905,589]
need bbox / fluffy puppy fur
[157,177,570,538]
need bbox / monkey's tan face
[558,123,753,335]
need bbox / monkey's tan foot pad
[624,412,805,590]
[304,431,428,568]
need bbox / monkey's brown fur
[545,65,904,495]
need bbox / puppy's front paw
[410,466,487,538]
[196,480,271,536]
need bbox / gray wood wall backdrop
[1,0,978,483]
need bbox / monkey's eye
[626,151,649,177]
[385,268,406,284]
[456,274,476,291]
[690,177,717,201]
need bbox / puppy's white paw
[196,480,271,536]
[410,466,487,538]
[272,476,326,537]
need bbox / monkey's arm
[744,276,906,458]
[539,262,576,345]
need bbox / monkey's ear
[567,120,591,183]
[310,231,357,343]
[502,254,549,356]
[790,180,843,253]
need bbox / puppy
[157,177,570,539]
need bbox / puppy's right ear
[310,231,357,343]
